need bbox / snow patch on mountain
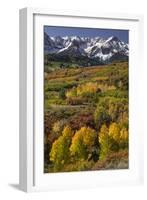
[44,32,129,63]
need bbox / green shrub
[59,88,66,100]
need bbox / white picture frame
[19,7,144,192]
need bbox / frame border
[19,7,144,192]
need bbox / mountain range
[44,32,129,65]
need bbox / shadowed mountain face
[44,32,129,65]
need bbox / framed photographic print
[19,8,144,192]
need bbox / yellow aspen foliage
[120,128,128,141]
[99,123,121,160]
[99,124,109,143]
[77,82,98,96]
[82,127,97,146]
[70,131,86,159]
[66,87,77,98]
[52,119,67,137]
[70,126,97,159]
[119,127,129,149]
[66,82,116,99]
[109,122,121,141]
[99,124,112,160]
[49,126,73,171]
[50,136,67,170]
[76,82,115,97]
[62,125,74,138]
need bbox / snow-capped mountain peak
[106,36,120,42]
[44,33,129,64]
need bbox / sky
[44,26,129,43]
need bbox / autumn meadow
[44,60,129,173]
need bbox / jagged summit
[44,32,129,64]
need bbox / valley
[44,61,129,172]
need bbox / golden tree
[50,126,73,171]
[99,123,120,160]
[109,122,121,141]
[70,127,97,160]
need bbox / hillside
[44,61,129,173]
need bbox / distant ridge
[44,32,129,65]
